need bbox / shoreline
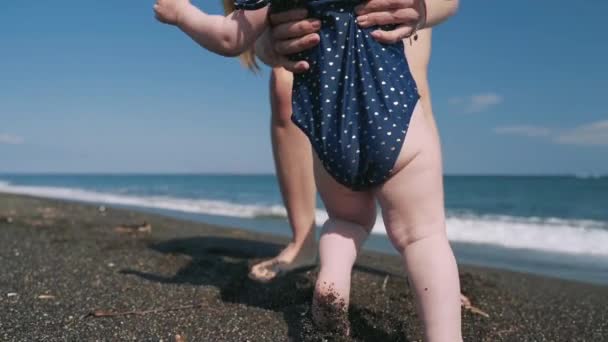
[1,193,607,341]
[1,177,607,286]
[1,183,607,286]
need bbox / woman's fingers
[271,18,321,40]
[274,33,320,55]
[357,8,419,28]
[370,25,415,44]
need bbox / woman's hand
[267,0,426,72]
[253,9,322,72]
[154,0,192,26]
[355,0,425,44]
[269,10,322,56]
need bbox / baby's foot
[248,240,317,283]
[312,283,351,335]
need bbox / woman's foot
[248,239,317,283]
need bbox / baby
[155,0,462,339]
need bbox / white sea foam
[0,181,287,218]
[2,181,607,256]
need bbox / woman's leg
[375,103,462,342]
[312,155,376,334]
[249,68,318,282]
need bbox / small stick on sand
[84,303,204,319]
[0,216,13,224]
[382,275,389,292]
[113,221,152,234]
[461,294,490,318]
[38,294,55,300]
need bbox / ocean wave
[574,173,606,180]
[0,181,287,218]
[1,180,607,256]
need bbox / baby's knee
[388,222,447,253]
[325,209,376,233]
[318,218,370,270]
[321,218,371,246]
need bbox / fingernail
[357,15,367,22]
[312,20,321,29]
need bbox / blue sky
[1,1,606,175]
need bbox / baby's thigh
[375,102,445,247]
[313,154,377,230]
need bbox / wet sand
[1,193,607,341]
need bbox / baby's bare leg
[376,103,462,342]
[312,156,376,334]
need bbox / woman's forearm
[177,4,269,57]
[423,0,459,28]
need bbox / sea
[1,174,607,285]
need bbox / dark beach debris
[26,219,48,227]
[83,302,204,319]
[460,294,489,318]
[37,207,61,219]
[114,221,152,234]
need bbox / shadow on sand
[120,235,412,341]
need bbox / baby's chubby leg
[314,218,370,333]
[311,155,376,334]
[376,103,462,341]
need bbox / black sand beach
[1,193,607,341]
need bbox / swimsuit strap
[233,0,271,10]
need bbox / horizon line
[1,172,605,178]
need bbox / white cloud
[449,93,503,113]
[494,120,608,147]
[494,125,552,138]
[448,97,464,105]
[0,133,24,145]
[555,120,608,146]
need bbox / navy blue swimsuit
[236,0,420,191]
